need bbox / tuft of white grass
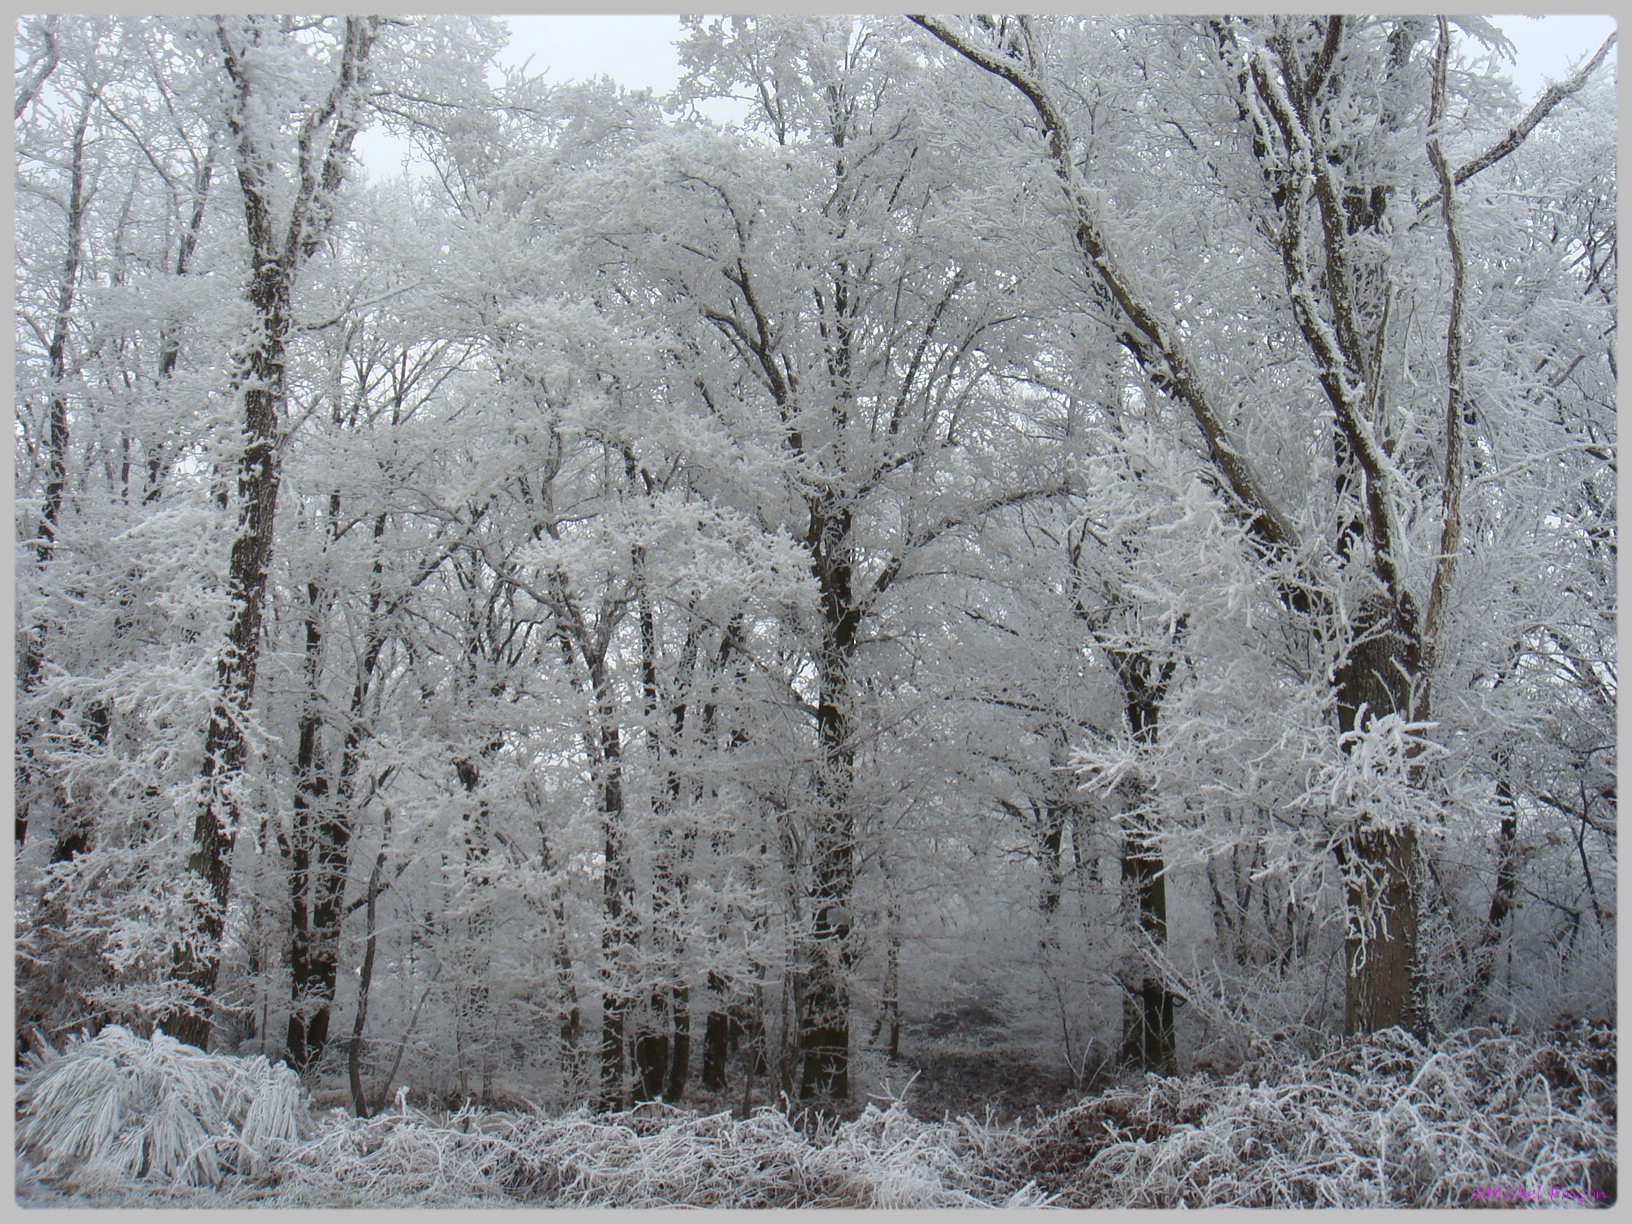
[16,1024,305,1190]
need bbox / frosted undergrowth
[16,1024,1614,1208]
[15,1024,303,1191]
[272,1096,1042,1208]
[1030,1025,1616,1208]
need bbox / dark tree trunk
[1109,649,1180,1074]
[347,804,394,1118]
[166,16,378,1052]
[633,1028,669,1103]
[597,714,633,1110]
[1118,798,1176,1074]
[1471,757,1520,1002]
[285,581,329,1070]
[17,97,90,850]
[168,282,284,1047]
[1334,595,1425,1036]
[665,987,692,1102]
[799,499,858,1102]
[701,972,734,1092]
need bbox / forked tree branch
[1419,29,1616,214]
[907,14,1301,557]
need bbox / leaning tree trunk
[908,13,1548,1042]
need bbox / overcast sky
[358,14,1617,178]
[495,13,1616,97]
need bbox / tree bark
[596,703,633,1110]
[347,803,395,1118]
[17,95,91,850]
[1335,595,1425,1035]
[798,496,859,1102]
[166,16,379,1051]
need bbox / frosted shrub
[276,1096,1039,1208]
[1029,1025,1616,1208]
[16,1025,305,1189]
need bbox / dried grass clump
[16,1024,305,1190]
[1030,1025,1616,1208]
[280,1096,1041,1207]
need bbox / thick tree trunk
[798,500,858,1102]
[701,972,734,1091]
[1118,812,1176,1073]
[1341,825,1421,1035]
[665,986,692,1102]
[1116,740,1176,1071]
[1335,595,1425,1036]
[1105,647,1180,1073]
[633,1007,670,1103]
[167,284,285,1049]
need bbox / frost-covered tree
[15,15,1612,1114]
[911,12,1614,1036]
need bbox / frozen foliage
[1028,1025,1616,1208]
[16,1025,1613,1209]
[15,1025,304,1190]
[273,1097,1040,1208]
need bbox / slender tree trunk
[631,592,682,1101]
[1467,754,1519,1008]
[285,579,329,1070]
[597,707,633,1110]
[291,507,388,1071]
[535,828,583,1094]
[698,618,749,1094]
[879,900,901,1060]
[348,804,394,1118]
[17,96,90,850]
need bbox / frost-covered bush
[16,1025,305,1189]
[15,1025,1613,1210]
[1029,1025,1616,1208]
[275,1096,1043,1208]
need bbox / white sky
[493,13,1616,97]
[357,14,1618,178]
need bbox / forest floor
[14,1023,1616,1209]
